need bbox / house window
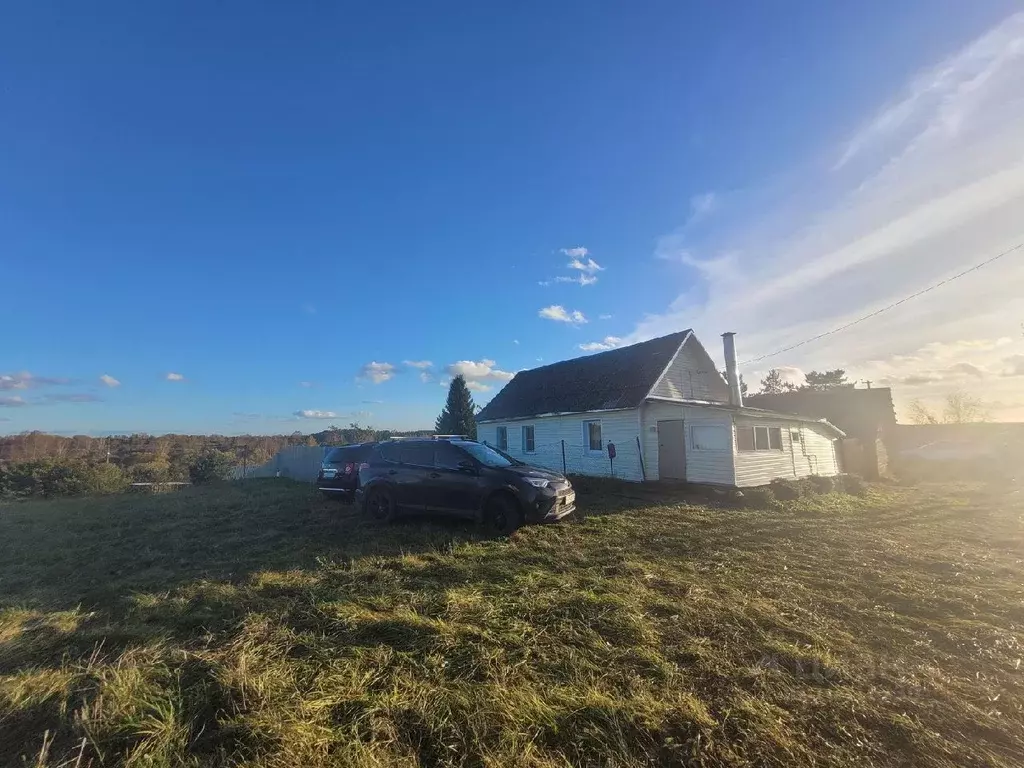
[583,420,602,452]
[496,426,508,451]
[522,425,535,453]
[737,425,784,451]
[691,425,729,451]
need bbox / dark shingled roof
[476,330,692,422]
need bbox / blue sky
[3,1,1024,434]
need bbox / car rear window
[325,444,372,463]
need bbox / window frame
[690,424,730,451]
[736,425,785,452]
[583,419,603,453]
[495,426,508,451]
[521,425,536,454]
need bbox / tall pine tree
[435,375,477,438]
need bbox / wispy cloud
[554,274,598,286]
[100,374,120,387]
[359,361,396,384]
[539,305,587,324]
[419,371,434,383]
[513,339,520,345]
[302,303,317,315]
[43,393,101,403]
[688,192,718,223]
[166,372,185,382]
[0,396,27,407]
[404,360,433,369]
[567,256,604,275]
[0,372,71,390]
[299,381,315,388]
[294,409,338,419]
[579,336,622,352]
[629,11,1024,420]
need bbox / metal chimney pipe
[722,332,743,407]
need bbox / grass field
[1,479,1022,767]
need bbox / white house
[475,330,844,487]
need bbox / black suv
[355,438,575,533]
[317,442,375,501]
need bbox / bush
[770,478,803,501]
[187,450,235,485]
[0,459,128,499]
[840,474,867,496]
[741,486,776,508]
[808,475,835,494]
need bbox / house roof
[744,388,895,439]
[476,330,692,422]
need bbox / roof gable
[476,330,692,422]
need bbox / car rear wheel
[365,487,396,523]
[484,494,522,535]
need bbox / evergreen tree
[435,375,477,438]
[800,369,851,391]
[758,368,796,394]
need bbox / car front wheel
[484,494,522,535]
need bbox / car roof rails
[430,434,469,440]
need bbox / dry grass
[1,478,1022,767]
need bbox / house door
[658,420,686,480]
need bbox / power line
[740,241,1023,366]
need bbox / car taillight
[344,462,354,474]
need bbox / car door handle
[429,472,441,478]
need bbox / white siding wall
[649,337,731,402]
[732,416,839,487]
[796,424,841,477]
[476,409,645,481]
[640,401,735,484]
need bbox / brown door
[658,419,686,480]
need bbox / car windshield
[459,442,515,468]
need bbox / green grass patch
[1,479,1022,766]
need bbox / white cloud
[748,366,807,389]
[359,361,396,384]
[554,274,598,286]
[599,314,613,320]
[560,246,589,258]
[419,371,434,383]
[294,410,338,419]
[0,396,28,407]
[513,339,520,345]
[446,359,515,382]
[539,305,587,324]
[579,336,623,352]
[166,372,185,382]
[404,360,433,369]
[628,11,1024,421]
[99,374,120,388]
[465,381,492,392]
[567,256,604,274]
